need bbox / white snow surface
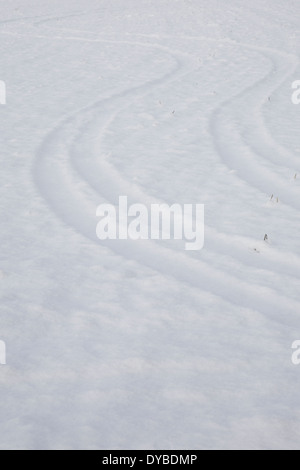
[1,0,300,450]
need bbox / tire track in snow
[210,42,300,212]
[135,34,300,207]
[33,35,300,325]
[64,33,300,283]
[0,11,85,29]
[69,77,300,288]
[97,32,300,280]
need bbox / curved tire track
[211,43,300,212]
[33,35,300,326]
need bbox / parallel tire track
[33,34,300,325]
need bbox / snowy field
[1,0,300,450]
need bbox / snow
[0,0,300,450]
